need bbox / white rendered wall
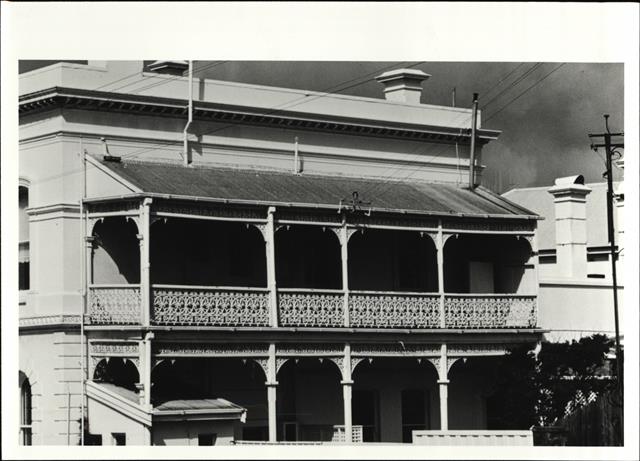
[538,282,624,342]
[19,331,83,445]
[153,420,238,446]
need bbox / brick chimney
[548,175,592,278]
[375,69,431,104]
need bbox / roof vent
[147,60,189,76]
[375,68,431,104]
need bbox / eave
[19,86,501,145]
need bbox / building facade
[18,61,543,445]
[503,171,624,343]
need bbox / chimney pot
[375,68,431,104]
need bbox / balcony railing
[87,284,141,325]
[444,294,537,329]
[87,286,537,330]
[279,288,344,327]
[151,285,270,327]
[349,291,440,329]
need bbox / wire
[28,61,422,185]
[485,63,566,122]
[118,61,424,161]
[363,63,567,200]
[482,63,544,108]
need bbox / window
[112,433,126,445]
[19,185,30,291]
[197,433,217,446]
[20,378,32,445]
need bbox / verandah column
[340,215,350,327]
[436,220,446,328]
[437,343,450,430]
[266,343,278,442]
[265,207,278,327]
[138,198,152,326]
[341,342,353,443]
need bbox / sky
[189,61,624,193]
[19,60,624,193]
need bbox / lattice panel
[278,292,344,327]
[444,295,536,329]
[348,294,440,328]
[87,287,141,325]
[152,288,270,327]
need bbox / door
[401,389,430,443]
[469,261,494,293]
[353,389,379,442]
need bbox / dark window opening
[198,433,217,446]
[20,378,32,445]
[85,433,103,445]
[112,433,126,445]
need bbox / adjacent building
[18,61,543,445]
[503,170,624,343]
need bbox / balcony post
[266,343,278,442]
[139,332,154,413]
[265,207,278,327]
[340,216,350,327]
[139,198,152,327]
[437,343,449,430]
[341,342,354,443]
[437,220,446,328]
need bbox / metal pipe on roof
[183,60,193,166]
[469,93,479,189]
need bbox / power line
[363,63,567,200]
[485,63,566,122]
[482,62,544,108]
[119,61,424,160]
[28,61,422,185]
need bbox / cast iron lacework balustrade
[87,285,141,325]
[278,289,344,327]
[151,286,270,327]
[444,295,536,328]
[349,292,441,328]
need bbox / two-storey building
[18,61,543,445]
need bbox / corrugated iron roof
[97,158,538,219]
[154,398,245,413]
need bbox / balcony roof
[93,157,539,219]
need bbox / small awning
[94,157,538,219]
[153,398,247,422]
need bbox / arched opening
[444,235,533,293]
[93,358,140,392]
[92,217,140,284]
[19,185,30,291]
[352,357,438,442]
[151,358,268,440]
[275,226,341,289]
[447,357,508,430]
[349,230,437,292]
[276,358,343,441]
[151,219,266,287]
[19,372,32,445]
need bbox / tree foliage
[483,334,616,428]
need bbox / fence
[559,389,622,446]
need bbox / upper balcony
[82,160,540,333]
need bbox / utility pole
[588,114,624,443]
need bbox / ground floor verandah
[86,337,538,445]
